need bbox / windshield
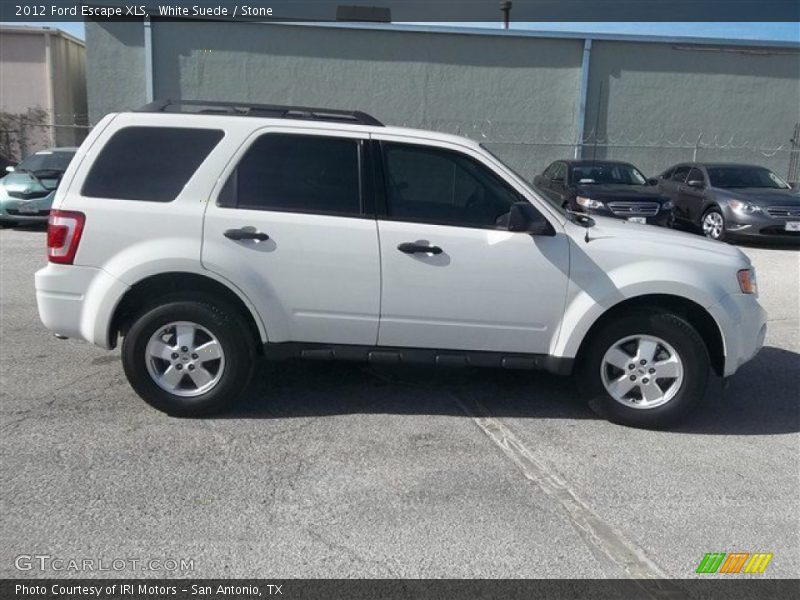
[572,163,647,186]
[15,150,75,174]
[707,166,790,189]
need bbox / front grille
[5,208,50,217]
[607,202,660,217]
[766,206,800,218]
[7,190,50,200]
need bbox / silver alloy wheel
[145,321,225,397]
[600,334,684,409]
[702,211,724,239]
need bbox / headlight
[576,196,604,210]
[661,200,673,210]
[737,268,757,295]
[729,199,761,214]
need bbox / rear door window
[218,133,362,216]
[82,127,223,202]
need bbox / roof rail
[136,99,384,126]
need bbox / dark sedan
[532,160,674,227]
[657,162,800,243]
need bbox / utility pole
[500,1,512,29]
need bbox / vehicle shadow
[226,346,799,435]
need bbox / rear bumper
[35,264,129,349]
[707,293,768,377]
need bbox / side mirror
[5,166,14,173]
[646,177,659,186]
[497,202,555,236]
[687,179,705,189]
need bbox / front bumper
[583,206,673,227]
[723,209,800,244]
[0,197,52,224]
[707,292,768,377]
[35,264,130,349]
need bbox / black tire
[122,296,256,417]
[577,311,710,429]
[700,207,726,241]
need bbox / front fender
[551,258,727,359]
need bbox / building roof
[0,25,85,47]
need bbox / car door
[372,136,570,354]
[663,165,692,220]
[202,127,381,345]
[679,167,709,224]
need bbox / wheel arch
[109,271,266,351]
[574,294,726,377]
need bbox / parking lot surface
[1,227,798,579]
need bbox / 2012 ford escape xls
[35,101,767,428]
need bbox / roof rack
[136,99,384,126]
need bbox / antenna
[592,80,603,164]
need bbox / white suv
[35,101,767,428]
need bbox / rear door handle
[224,228,270,241]
[397,242,443,255]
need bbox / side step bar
[262,342,574,375]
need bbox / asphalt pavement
[1,227,798,580]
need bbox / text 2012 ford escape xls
[35,101,767,428]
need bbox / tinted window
[220,134,361,215]
[16,149,75,173]
[572,163,647,185]
[83,127,223,202]
[382,143,521,228]
[552,162,567,181]
[687,168,705,184]
[707,166,790,189]
[669,166,691,182]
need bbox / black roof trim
[136,99,384,126]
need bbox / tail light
[47,210,85,264]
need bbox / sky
[3,21,800,43]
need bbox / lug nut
[171,352,179,359]
[640,359,647,365]
[628,364,635,370]
[642,377,650,384]
[629,375,636,381]
[191,353,198,359]
[649,368,656,374]
[175,364,183,370]
[181,346,189,352]
[188,364,195,371]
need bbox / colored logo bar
[696,552,773,574]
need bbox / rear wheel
[577,311,709,428]
[701,208,725,241]
[122,298,256,416]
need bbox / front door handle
[224,228,270,241]
[397,242,443,255]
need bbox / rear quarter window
[82,126,224,202]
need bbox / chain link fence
[2,111,797,190]
[403,119,800,188]
[0,109,90,164]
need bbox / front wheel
[577,312,710,428]
[122,298,256,417]
[701,208,725,241]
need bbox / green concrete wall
[86,21,800,181]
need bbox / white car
[35,101,767,428]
